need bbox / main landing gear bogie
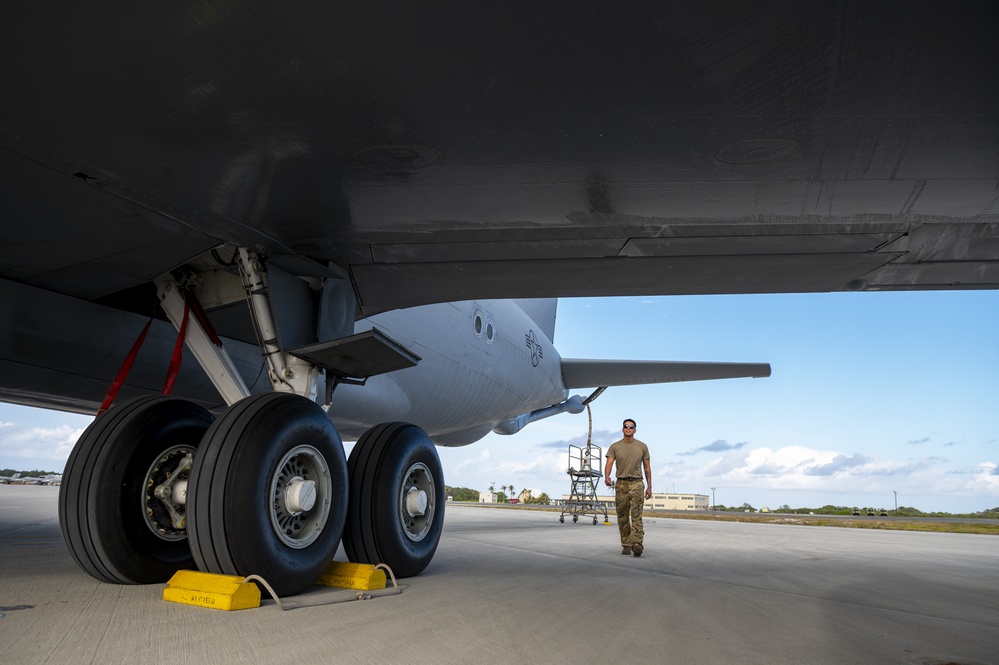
[60,394,446,596]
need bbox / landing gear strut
[60,251,443,595]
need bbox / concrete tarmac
[1,485,997,664]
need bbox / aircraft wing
[1,2,997,320]
[561,359,772,389]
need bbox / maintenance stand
[559,444,609,525]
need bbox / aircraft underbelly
[2,3,996,316]
[0,278,268,414]
[0,279,566,447]
[329,301,566,442]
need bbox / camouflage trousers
[615,478,645,547]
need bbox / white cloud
[968,462,999,495]
[664,444,999,508]
[442,432,999,512]
[0,424,85,464]
[453,448,492,475]
[449,447,568,486]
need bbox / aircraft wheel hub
[270,445,331,549]
[143,445,195,541]
[399,462,435,542]
[284,477,317,514]
[406,487,428,517]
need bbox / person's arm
[643,458,653,499]
[604,456,614,486]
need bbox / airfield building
[557,492,709,511]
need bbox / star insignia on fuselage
[525,330,543,367]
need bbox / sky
[1,291,997,513]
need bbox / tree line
[446,485,552,505]
[1,469,59,478]
[714,503,999,519]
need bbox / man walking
[604,418,652,557]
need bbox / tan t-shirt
[606,438,650,480]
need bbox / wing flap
[561,358,771,389]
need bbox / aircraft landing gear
[344,422,445,578]
[186,393,348,598]
[59,396,213,584]
[59,255,441,595]
[61,393,441,597]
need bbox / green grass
[644,510,999,535]
[458,502,999,535]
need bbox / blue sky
[2,291,997,513]
[437,291,999,514]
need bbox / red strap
[161,300,190,396]
[186,288,222,347]
[99,287,201,414]
[97,318,153,416]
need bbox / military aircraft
[0,472,53,485]
[0,3,995,596]
[0,472,24,484]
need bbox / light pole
[893,490,897,515]
[711,487,716,509]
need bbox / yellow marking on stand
[317,562,387,590]
[162,570,261,611]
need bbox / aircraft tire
[187,393,347,597]
[343,422,445,578]
[59,396,213,584]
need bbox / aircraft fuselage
[334,300,567,444]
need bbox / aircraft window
[473,311,483,337]
[485,319,495,344]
